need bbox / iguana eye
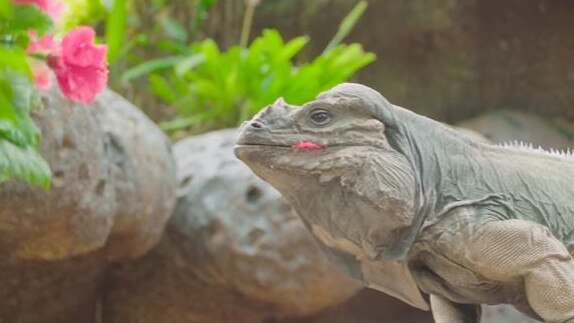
[310,110,332,126]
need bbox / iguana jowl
[235,83,574,323]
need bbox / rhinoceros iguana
[235,83,574,323]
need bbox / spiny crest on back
[497,140,574,161]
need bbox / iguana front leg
[430,294,480,323]
[467,219,574,322]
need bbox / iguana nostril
[250,122,263,129]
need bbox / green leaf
[276,36,309,62]
[0,47,31,76]
[0,81,18,123]
[117,33,149,60]
[159,17,187,43]
[155,39,190,55]
[158,115,203,132]
[174,54,205,76]
[0,73,40,148]
[0,71,50,189]
[148,73,178,103]
[0,4,53,35]
[0,114,40,149]
[121,56,183,82]
[0,140,51,188]
[0,0,12,19]
[105,0,128,64]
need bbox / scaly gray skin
[235,83,574,323]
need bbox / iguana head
[235,84,392,185]
[236,82,420,233]
[235,82,421,252]
[235,83,431,309]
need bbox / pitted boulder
[171,129,359,316]
[0,87,116,261]
[0,86,176,262]
[95,90,177,260]
[0,87,176,323]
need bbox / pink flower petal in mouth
[291,141,325,150]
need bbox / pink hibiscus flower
[13,0,66,22]
[47,27,109,104]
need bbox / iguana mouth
[236,142,376,150]
[236,139,326,149]
[236,142,327,151]
[235,143,291,148]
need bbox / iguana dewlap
[235,83,574,323]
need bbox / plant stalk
[239,3,256,48]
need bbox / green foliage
[0,71,51,189]
[0,2,52,188]
[159,16,187,43]
[0,0,12,19]
[0,140,51,187]
[106,0,128,63]
[138,30,375,133]
[0,4,53,36]
[123,1,375,134]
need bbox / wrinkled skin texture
[235,83,574,323]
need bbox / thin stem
[239,3,255,48]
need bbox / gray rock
[0,87,176,323]
[0,87,116,261]
[95,90,177,260]
[458,110,574,149]
[0,87,176,262]
[104,129,358,323]
[171,129,358,316]
[0,87,175,262]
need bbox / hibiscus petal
[55,65,108,104]
[61,27,108,67]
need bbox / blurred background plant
[1,0,60,188]
[1,0,108,188]
[61,0,375,136]
[138,26,375,135]
[0,0,374,187]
